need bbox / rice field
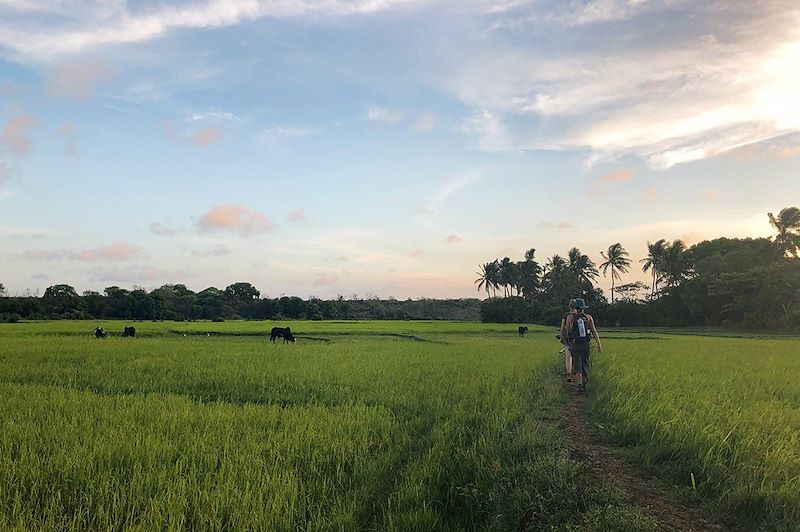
[591,334,800,531]
[0,320,658,531]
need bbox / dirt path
[562,382,721,531]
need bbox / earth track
[562,382,721,531]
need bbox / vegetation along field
[0,320,798,530]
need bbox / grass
[590,335,800,531]
[0,320,659,531]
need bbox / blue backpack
[568,313,591,344]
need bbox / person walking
[563,298,602,388]
[560,299,576,380]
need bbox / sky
[1,0,799,299]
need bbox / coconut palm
[768,207,800,258]
[567,247,599,284]
[498,257,514,297]
[475,260,500,298]
[660,240,693,288]
[518,248,541,298]
[600,243,631,303]
[640,239,666,296]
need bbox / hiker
[560,299,576,380]
[563,298,602,387]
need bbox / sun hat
[573,298,588,309]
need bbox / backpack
[568,313,591,344]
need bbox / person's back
[564,299,602,388]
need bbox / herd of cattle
[92,325,296,343]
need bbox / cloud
[409,249,425,257]
[190,244,232,257]
[446,2,800,168]
[778,146,800,159]
[414,114,437,130]
[90,265,194,283]
[47,59,115,100]
[197,204,274,237]
[445,234,462,244]
[366,106,403,123]
[416,169,485,216]
[260,126,315,149]
[537,221,575,230]
[0,114,36,155]
[149,222,177,237]
[190,110,241,123]
[0,0,427,61]
[596,168,634,184]
[22,241,142,262]
[189,126,224,146]
[287,208,308,223]
[315,272,339,286]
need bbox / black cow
[270,326,295,343]
[123,326,136,338]
[518,326,528,337]
[94,327,107,339]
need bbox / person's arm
[588,315,602,352]
[562,314,572,340]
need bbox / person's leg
[570,345,583,384]
[581,346,590,384]
[564,346,572,375]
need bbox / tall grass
[591,335,800,531]
[0,321,659,530]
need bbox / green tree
[517,248,541,298]
[42,284,80,316]
[660,240,693,288]
[224,282,260,301]
[600,243,632,303]
[567,247,599,284]
[0,283,5,296]
[475,260,500,298]
[768,207,800,258]
[640,239,666,297]
[498,257,514,297]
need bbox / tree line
[0,282,480,322]
[477,207,800,329]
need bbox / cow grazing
[518,326,528,337]
[123,326,136,338]
[270,326,295,343]
[94,327,107,339]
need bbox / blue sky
[1,0,799,298]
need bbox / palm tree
[640,239,666,296]
[567,247,599,284]
[600,243,631,303]
[475,261,500,298]
[498,257,513,297]
[518,248,541,298]
[768,207,800,258]
[660,240,692,288]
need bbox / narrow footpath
[562,384,722,531]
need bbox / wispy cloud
[149,222,177,237]
[23,241,143,262]
[315,272,339,286]
[0,114,36,155]
[47,59,115,100]
[366,106,403,124]
[0,0,428,61]
[538,221,575,230]
[260,126,315,149]
[596,168,634,184]
[287,208,308,223]
[445,234,462,244]
[414,114,437,130]
[190,244,232,257]
[90,265,194,283]
[415,169,484,215]
[189,126,224,146]
[448,2,800,168]
[197,204,274,237]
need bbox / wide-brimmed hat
[573,298,588,309]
